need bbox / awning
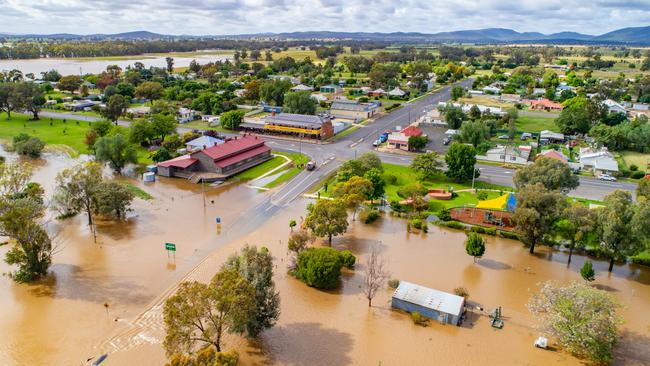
[476,192,516,212]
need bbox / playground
[449,193,517,231]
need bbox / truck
[379,131,390,143]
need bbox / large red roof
[197,135,266,161]
[401,126,423,137]
[215,145,271,168]
[157,155,198,168]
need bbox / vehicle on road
[442,137,451,145]
[597,173,617,181]
[373,139,381,147]
[379,132,389,143]
[306,161,316,171]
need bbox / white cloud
[0,0,649,35]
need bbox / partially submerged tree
[464,232,486,263]
[554,203,596,264]
[332,176,373,220]
[512,183,567,254]
[304,199,349,244]
[293,247,355,289]
[54,162,103,226]
[287,230,314,254]
[94,134,138,174]
[93,181,134,220]
[528,281,621,363]
[223,245,280,338]
[163,269,255,355]
[580,260,596,283]
[363,244,389,307]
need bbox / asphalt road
[40,78,636,203]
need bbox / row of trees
[0,81,46,119]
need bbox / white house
[579,148,619,174]
[482,86,502,94]
[540,130,565,142]
[388,87,407,97]
[477,145,532,165]
[177,108,198,123]
[603,99,627,115]
[291,84,314,92]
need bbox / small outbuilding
[391,281,465,326]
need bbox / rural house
[391,281,465,326]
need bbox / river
[0,52,231,76]
[0,151,648,365]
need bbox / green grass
[0,113,152,164]
[121,182,153,200]
[515,115,559,133]
[329,125,360,141]
[233,156,286,181]
[264,151,310,188]
[619,151,650,171]
[181,120,230,133]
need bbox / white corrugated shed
[392,281,464,317]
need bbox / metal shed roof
[392,281,464,317]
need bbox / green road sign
[165,243,176,251]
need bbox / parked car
[597,173,617,182]
[442,137,451,145]
[521,132,532,140]
[498,135,509,139]
[372,139,381,147]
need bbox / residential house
[157,135,272,181]
[329,99,380,120]
[310,93,328,103]
[64,100,96,111]
[500,94,522,103]
[529,99,563,111]
[532,88,546,96]
[603,99,627,115]
[540,130,565,142]
[320,85,342,93]
[177,108,198,123]
[482,86,502,94]
[477,145,532,165]
[291,84,314,92]
[202,115,220,125]
[185,135,225,152]
[369,88,386,97]
[268,75,300,84]
[537,149,569,164]
[579,148,619,174]
[126,105,151,118]
[391,281,465,326]
[387,125,425,151]
[388,87,407,98]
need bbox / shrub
[390,200,404,212]
[411,218,423,230]
[388,278,400,289]
[14,136,45,158]
[498,230,520,240]
[631,171,645,179]
[340,250,356,269]
[422,222,428,233]
[384,174,397,185]
[629,164,639,171]
[476,190,489,200]
[359,208,380,224]
[453,287,470,300]
[410,311,428,326]
[441,220,466,230]
[437,208,452,221]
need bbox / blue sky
[1,0,649,35]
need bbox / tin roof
[392,281,464,317]
[197,135,266,161]
[157,155,198,168]
[264,113,328,128]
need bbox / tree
[0,161,32,197]
[554,204,596,264]
[332,176,373,220]
[129,119,155,145]
[135,81,164,102]
[218,110,244,130]
[0,83,17,119]
[597,190,647,272]
[465,232,486,263]
[163,269,255,354]
[637,177,650,200]
[528,281,621,363]
[283,91,317,115]
[512,183,567,254]
[304,199,349,244]
[94,134,138,174]
[289,219,297,231]
[555,96,606,134]
[514,157,579,193]
[57,75,83,93]
[15,82,45,119]
[357,152,383,173]
[294,247,353,289]
[441,104,465,129]
[410,152,442,180]
[468,105,481,120]
[456,120,490,147]
[398,183,429,212]
[260,79,292,106]
[363,168,385,202]
[101,94,128,123]
[363,244,389,307]
[288,230,314,254]
[165,57,174,73]
[223,245,280,338]
[445,143,477,182]
[93,181,134,220]
[580,260,596,283]
[451,86,464,101]
[150,113,178,140]
[54,162,103,226]
[150,147,173,163]
[92,119,113,137]
[408,136,428,151]
[13,135,45,158]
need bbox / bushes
[383,174,397,185]
[410,311,428,326]
[437,208,452,221]
[388,279,400,289]
[293,247,356,289]
[476,190,489,200]
[631,171,645,179]
[411,218,423,230]
[13,134,45,158]
[471,226,496,236]
[358,208,380,224]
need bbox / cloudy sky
[1,0,649,36]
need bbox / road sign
[165,243,176,252]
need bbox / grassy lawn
[233,156,286,181]
[0,113,152,164]
[181,120,230,133]
[329,125,360,141]
[515,115,559,133]
[619,151,650,171]
[459,96,515,109]
[264,152,310,188]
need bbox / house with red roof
[157,135,272,181]
[537,149,569,164]
[528,99,563,111]
[401,125,423,137]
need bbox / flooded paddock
[1,151,649,366]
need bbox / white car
[372,139,381,147]
[598,174,617,182]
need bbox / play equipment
[427,189,452,200]
[476,192,516,212]
[490,306,504,329]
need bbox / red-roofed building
[537,149,569,164]
[401,125,423,137]
[157,135,272,181]
[528,99,563,111]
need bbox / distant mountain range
[1,26,649,44]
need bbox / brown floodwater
[1,151,649,366]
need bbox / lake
[0,52,231,76]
